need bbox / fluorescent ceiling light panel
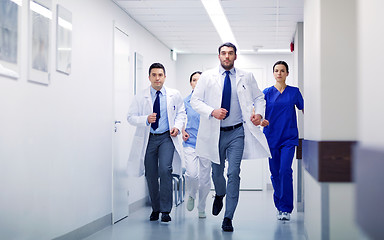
[201,0,238,46]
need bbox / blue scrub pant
[144,133,175,213]
[211,126,244,220]
[269,145,295,213]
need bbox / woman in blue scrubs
[261,61,304,221]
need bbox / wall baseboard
[53,196,150,240]
[129,196,150,214]
[53,214,112,240]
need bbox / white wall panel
[0,0,175,238]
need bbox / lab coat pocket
[240,84,253,105]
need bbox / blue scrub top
[183,92,200,148]
[263,85,304,148]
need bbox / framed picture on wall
[56,5,72,75]
[28,0,52,85]
[134,52,143,95]
[0,0,21,79]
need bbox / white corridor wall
[0,0,177,239]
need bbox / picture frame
[0,0,21,79]
[134,52,143,95]
[28,0,52,85]
[56,4,72,75]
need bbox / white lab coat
[127,86,186,177]
[190,67,271,164]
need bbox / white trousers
[183,146,211,212]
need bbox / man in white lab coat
[127,63,186,223]
[191,43,271,232]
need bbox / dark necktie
[152,91,161,130]
[221,71,231,119]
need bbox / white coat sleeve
[250,73,266,118]
[173,92,187,132]
[127,95,149,127]
[190,73,215,119]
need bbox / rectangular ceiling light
[201,0,238,47]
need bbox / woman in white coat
[127,63,186,223]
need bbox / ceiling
[113,0,304,54]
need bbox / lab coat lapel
[143,87,153,114]
[214,71,222,90]
[235,68,244,87]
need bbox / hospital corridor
[0,0,383,240]
[83,190,307,240]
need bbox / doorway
[112,24,134,223]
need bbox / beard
[221,62,234,70]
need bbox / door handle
[114,121,121,132]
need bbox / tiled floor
[84,190,308,240]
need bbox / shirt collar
[150,86,166,97]
[219,65,236,76]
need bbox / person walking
[127,63,186,223]
[182,71,211,218]
[260,61,304,221]
[191,42,271,231]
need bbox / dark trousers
[144,133,175,213]
[211,126,245,220]
[269,145,295,213]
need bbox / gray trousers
[211,126,245,220]
[144,132,175,213]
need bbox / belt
[220,122,243,132]
[150,131,169,136]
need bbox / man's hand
[250,114,262,126]
[260,119,269,127]
[170,127,179,137]
[211,108,228,120]
[147,113,157,123]
[182,129,190,141]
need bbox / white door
[112,25,134,223]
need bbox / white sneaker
[198,211,206,218]
[281,212,291,221]
[187,196,194,211]
[277,210,283,220]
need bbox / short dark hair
[218,42,237,55]
[189,71,202,83]
[273,61,289,73]
[149,62,166,76]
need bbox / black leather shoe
[149,211,160,221]
[161,212,171,223]
[222,217,234,232]
[212,195,224,216]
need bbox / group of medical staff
[127,42,304,232]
